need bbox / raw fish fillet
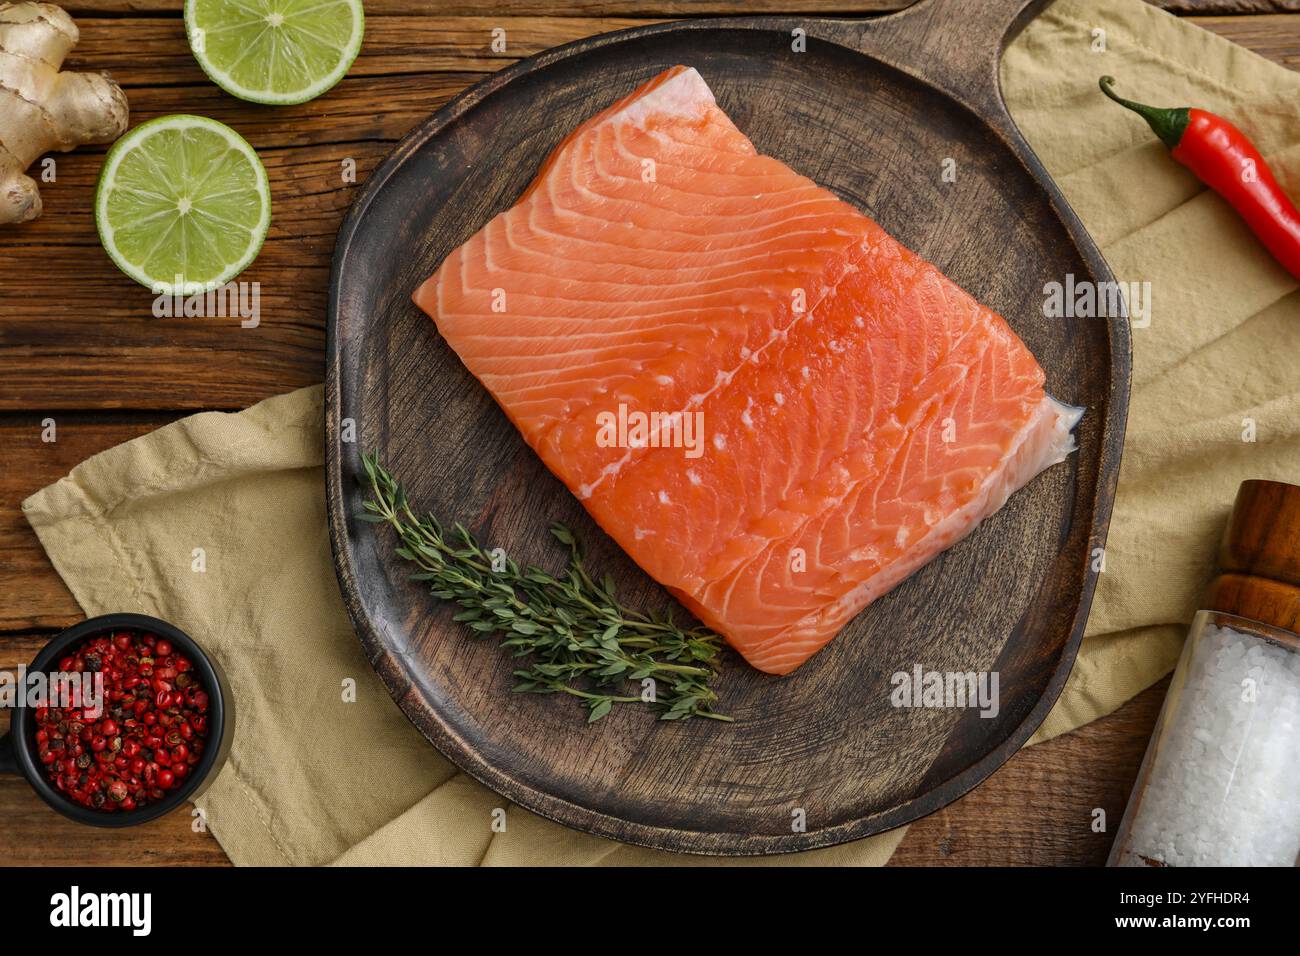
[413,66,1080,675]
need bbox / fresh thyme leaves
[358,453,731,723]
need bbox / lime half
[185,0,365,106]
[96,115,271,294]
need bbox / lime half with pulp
[95,115,271,294]
[185,0,365,106]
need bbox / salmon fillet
[413,65,1080,675]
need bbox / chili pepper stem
[1098,75,1189,151]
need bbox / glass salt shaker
[1108,479,1300,867]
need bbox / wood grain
[890,678,1167,865]
[1,0,1294,865]
[0,416,177,631]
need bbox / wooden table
[0,0,1291,866]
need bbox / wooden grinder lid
[1206,479,1300,632]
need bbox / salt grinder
[1108,480,1300,866]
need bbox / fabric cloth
[23,0,1299,864]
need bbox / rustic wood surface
[0,0,1294,864]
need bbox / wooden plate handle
[822,0,1052,128]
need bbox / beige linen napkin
[24,0,1300,864]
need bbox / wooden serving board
[325,0,1130,855]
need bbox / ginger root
[0,2,128,224]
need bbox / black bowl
[0,613,234,827]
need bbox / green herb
[358,453,731,723]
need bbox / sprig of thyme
[358,453,731,723]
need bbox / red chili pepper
[1100,76,1300,280]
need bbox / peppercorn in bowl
[0,613,234,827]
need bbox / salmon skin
[413,66,1081,676]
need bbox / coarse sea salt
[1111,615,1300,867]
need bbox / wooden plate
[325,0,1130,855]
